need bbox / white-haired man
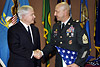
[7,5,41,67]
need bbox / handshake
[33,49,43,59]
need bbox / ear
[65,10,69,15]
[22,14,25,18]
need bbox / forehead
[55,4,64,11]
[55,7,64,12]
[28,9,34,13]
[55,6,60,11]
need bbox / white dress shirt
[20,20,34,59]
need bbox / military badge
[69,40,72,45]
[82,34,88,44]
[54,29,58,36]
[54,31,57,34]
[67,33,69,36]
[54,29,57,33]
[71,33,74,37]
[66,25,74,37]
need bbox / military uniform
[42,17,89,67]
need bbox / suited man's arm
[8,28,32,60]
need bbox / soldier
[34,2,89,67]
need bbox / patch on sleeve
[82,34,88,44]
[81,51,87,58]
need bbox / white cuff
[31,51,34,59]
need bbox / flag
[42,0,51,67]
[57,0,71,6]
[80,0,91,51]
[57,0,65,3]
[0,0,29,66]
[55,46,77,65]
[87,56,100,66]
[95,0,100,57]
[94,0,97,58]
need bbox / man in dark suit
[7,5,41,67]
[34,2,90,67]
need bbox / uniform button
[60,42,62,44]
[69,36,71,38]
[60,36,62,38]
[55,41,56,42]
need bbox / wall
[0,0,96,67]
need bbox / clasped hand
[34,49,43,59]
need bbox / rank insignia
[69,40,72,45]
[82,34,88,44]
[54,29,57,34]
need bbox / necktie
[27,26,32,41]
[62,23,65,29]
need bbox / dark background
[0,0,95,67]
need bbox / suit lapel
[18,22,32,43]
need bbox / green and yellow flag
[42,0,51,67]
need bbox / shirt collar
[61,17,71,25]
[20,20,30,31]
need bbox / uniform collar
[61,17,71,25]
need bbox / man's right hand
[34,49,43,59]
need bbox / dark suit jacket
[42,18,90,67]
[7,22,41,67]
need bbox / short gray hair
[18,5,33,19]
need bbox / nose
[33,14,36,18]
[54,12,56,16]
